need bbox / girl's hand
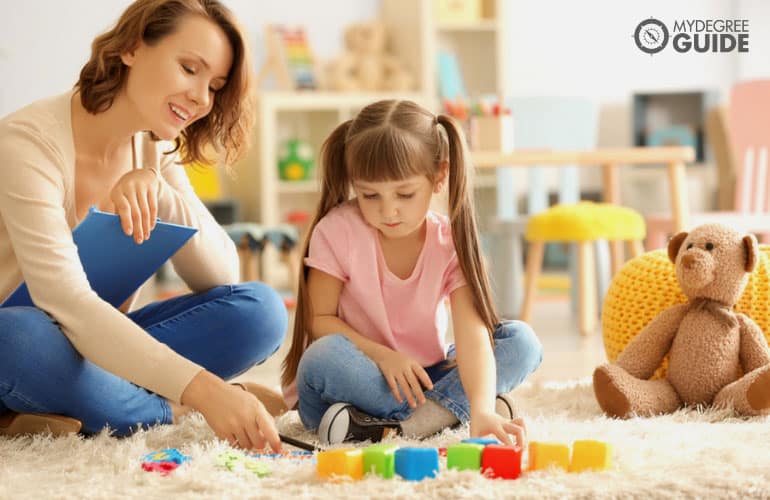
[371,346,433,408]
[181,371,282,452]
[107,168,160,244]
[470,411,527,449]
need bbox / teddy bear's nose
[681,253,696,269]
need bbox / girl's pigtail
[281,120,352,389]
[437,114,500,339]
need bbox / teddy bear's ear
[743,234,759,272]
[667,231,688,263]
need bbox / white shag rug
[2,378,770,500]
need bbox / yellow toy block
[317,448,363,480]
[528,442,570,471]
[569,440,612,472]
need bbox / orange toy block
[527,442,570,471]
[317,448,363,480]
[569,440,612,472]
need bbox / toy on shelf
[434,0,482,23]
[594,224,770,419]
[278,139,314,181]
[324,20,414,92]
[257,25,317,90]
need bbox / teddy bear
[593,223,770,418]
[324,20,413,92]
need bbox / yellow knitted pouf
[601,245,770,379]
[525,201,646,242]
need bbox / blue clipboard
[1,207,197,308]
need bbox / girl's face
[120,15,232,140]
[353,173,444,240]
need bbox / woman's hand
[107,168,160,244]
[181,370,282,452]
[470,411,527,449]
[371,346,433,408]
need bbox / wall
[0,0,379,116]
[503,0,768,212]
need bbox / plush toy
[593,223,770,418]
[324,21,413,92]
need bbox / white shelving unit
[227,1,508,284]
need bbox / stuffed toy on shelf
[324,20,413,92]
[594,223,770,418]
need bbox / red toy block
[481,445,523,479]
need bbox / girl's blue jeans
[0,282,287,436]
[296,320,543,430]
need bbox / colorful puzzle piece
[215,451,271,477]
[141,461,180,475]
[362,444,398,479]
[569,440,613,472]
[528,442,570,471]
[394,447,439,481]
[316,448,363,480]
[143,448,190,465]
[141,448,190,475]
[481,444,523,479]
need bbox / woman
[0,0,286,452]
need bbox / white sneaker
[317,402,402,445]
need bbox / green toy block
[362,444,399,478]
[569,440,612,472]
[447,443,484,471]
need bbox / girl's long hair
[281,100,499,388]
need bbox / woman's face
[120,15,233,140]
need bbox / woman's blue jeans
[296,320,543,430]
[0,282,287,436]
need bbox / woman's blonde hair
[281,100,500,388]
[76,0,255,165]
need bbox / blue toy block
[462,437,500,446]
[394,448,439,481]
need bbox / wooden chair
[645,80,770,249]
[489,97,614,327]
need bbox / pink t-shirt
[283,201,467,408]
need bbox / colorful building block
[394,448,439,481]
[528,442,570,471]
[462,437,500,446]
[316,448,363,480]
[447,443,484,471]
[481,444,523,479]
[362,444,398,478]
[569,440,612,472]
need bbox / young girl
[0,0,286,452]
[281,100,543,446]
